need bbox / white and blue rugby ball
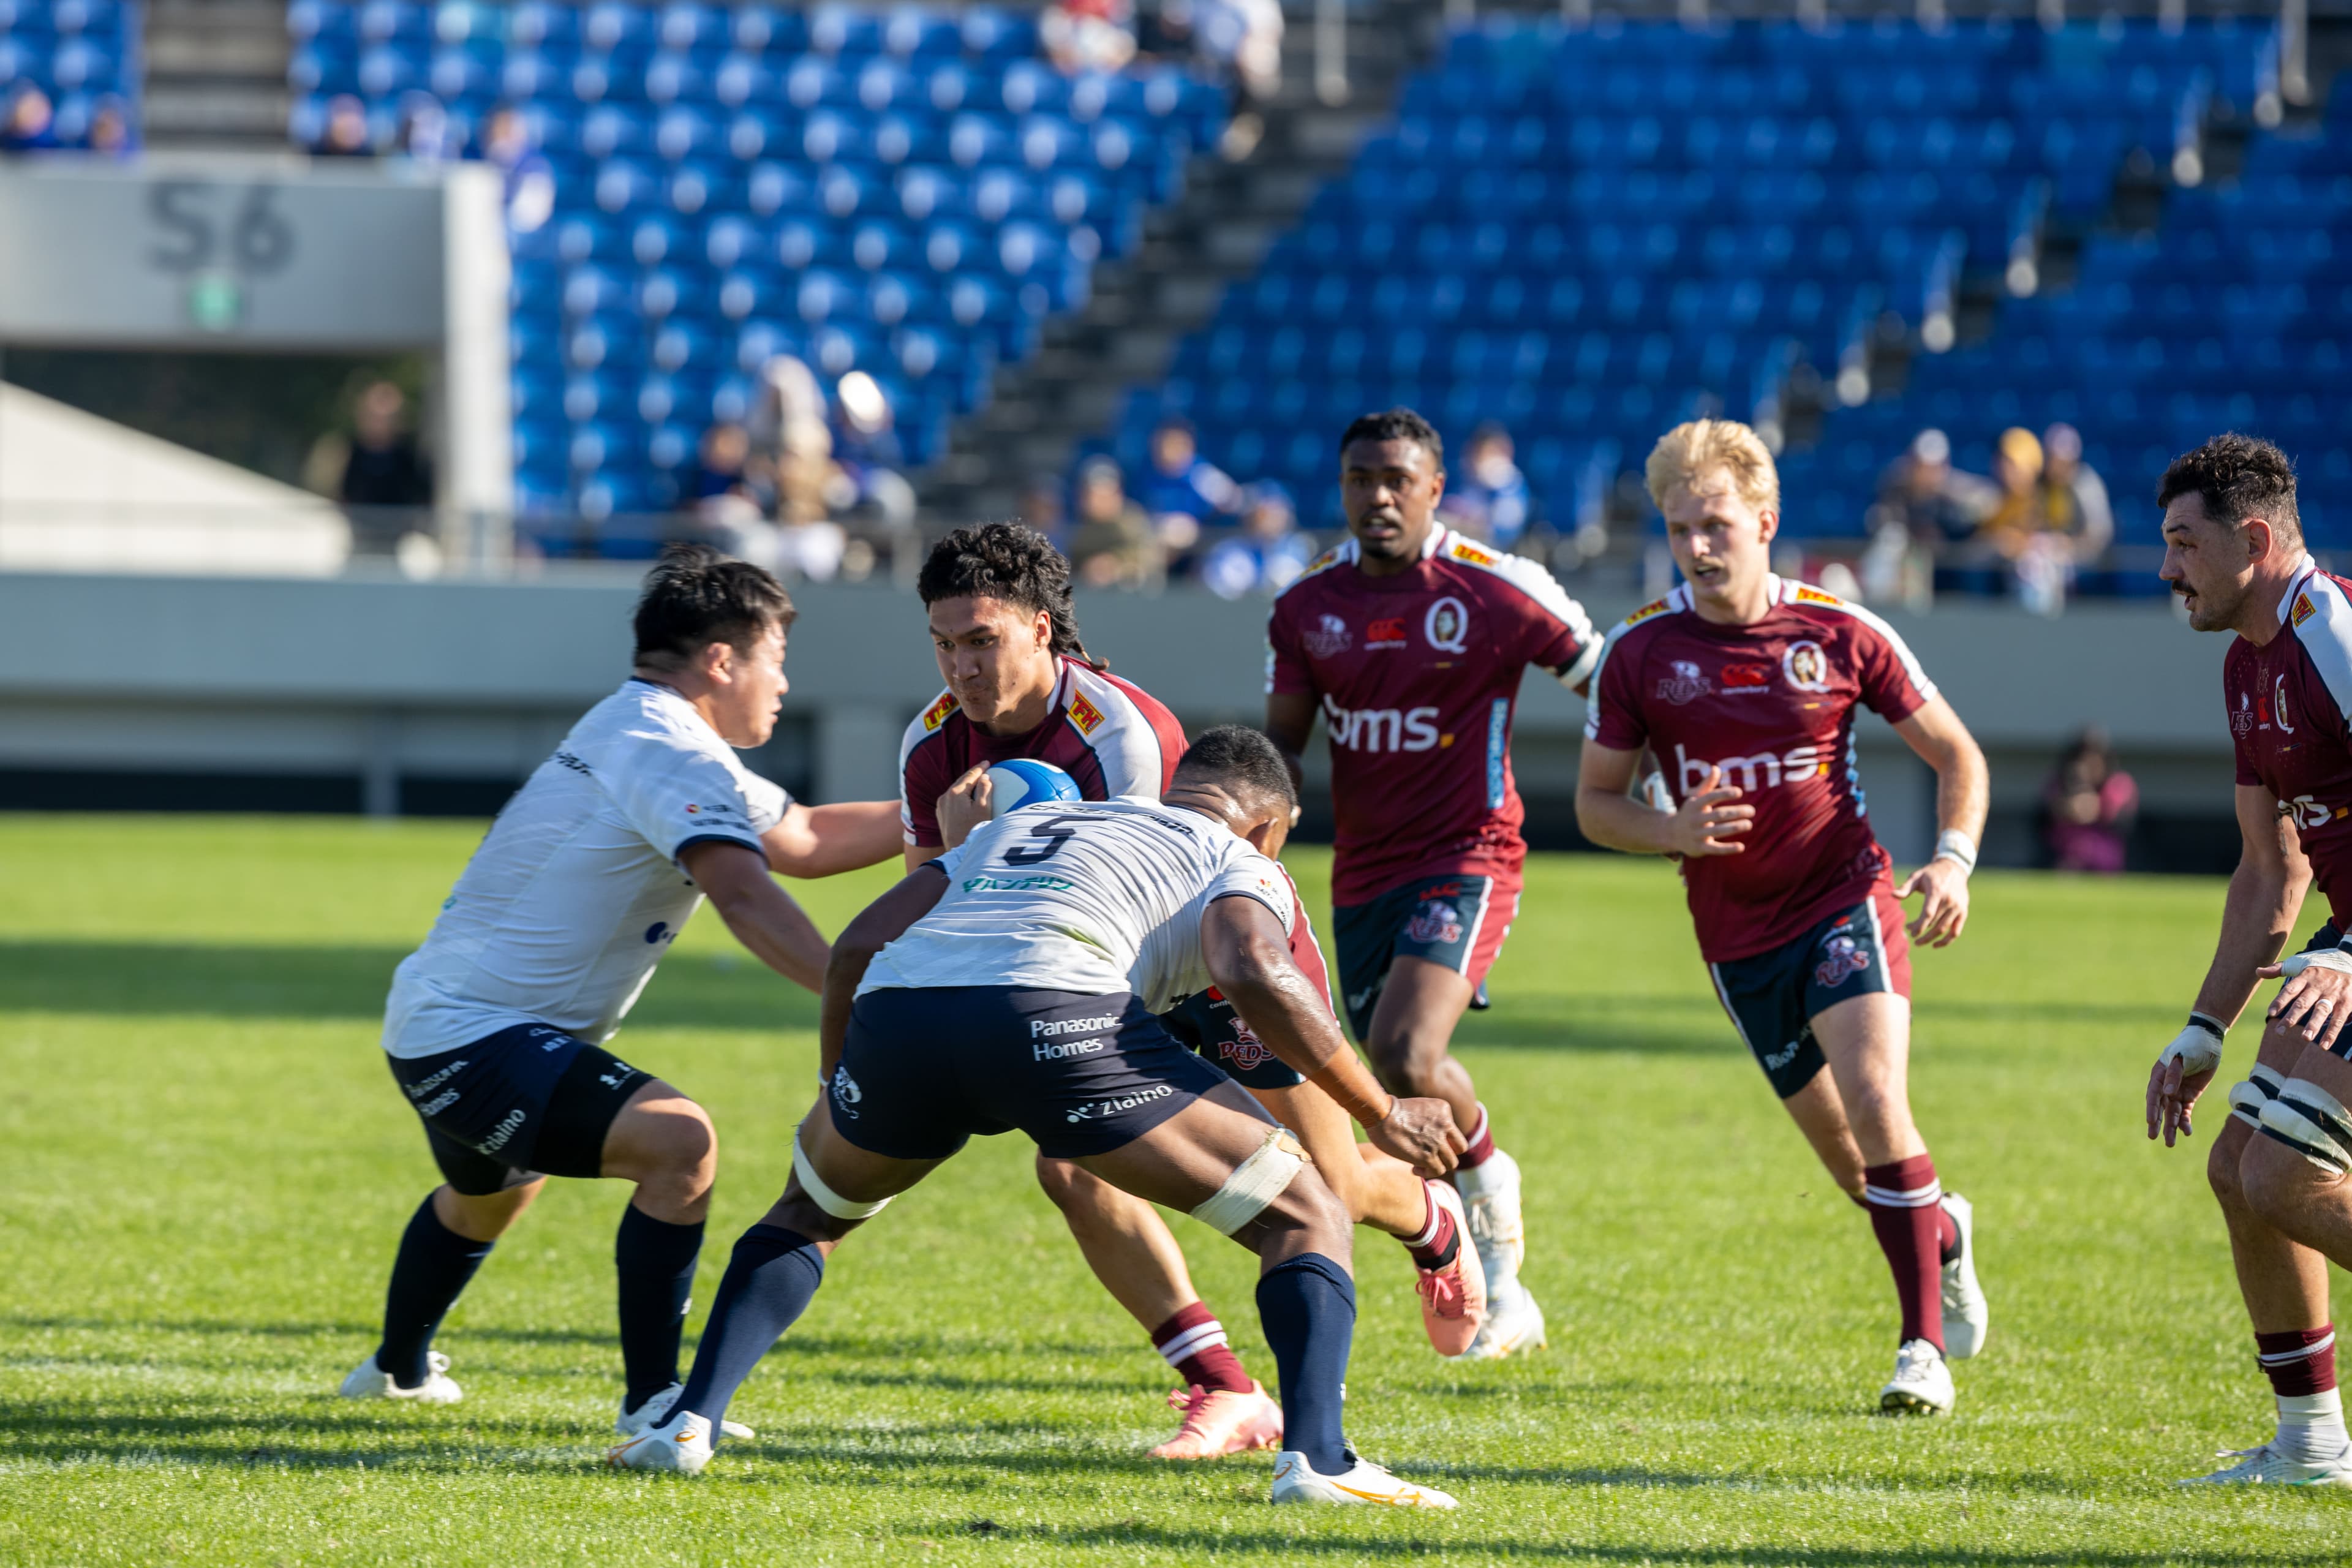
[987,759,1082,818]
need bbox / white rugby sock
[2277,1389,2349,1464]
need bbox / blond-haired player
[1574,420,1992,1413]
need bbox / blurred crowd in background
[0,78,131,151]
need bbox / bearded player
[1266,407,1599,1359]
[2149,434,2352,1486]
[1575,420,1991,1415]
[900,524,1483,1460]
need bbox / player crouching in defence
[611,728,1466,1506]
[1575,420,1991,1415]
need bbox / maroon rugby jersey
[1267,526,1599,905]
[897,655,1187,848]
[2230,557,2352,927]
[1585,577,1937,962]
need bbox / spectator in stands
[339,381,434,556]
[1439,423,1536,549]
[827,371,916,533]
[1,84,58,153]
[312,94,375,158]
[748,355,834,527]
[481,106,556,235]
[688,423,763,517]
[1196,0,1283,112]
[1137,417,1240,565]
[1974,426,2051,561]
[1200,481,1313,599]
[1042,0,1138,74]
[2038,422,2114,566]
[1873,428,1993,549]
[2043,726,2137,874]
[393,94,458,164]
[1017,472,1068,550]
[85,96,133,157]
[1068,456,1162,589]
[1134,0,1197,60]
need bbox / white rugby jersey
[857,799,1295,1011]
[382,679,788,1060]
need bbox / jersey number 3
[1003,813,1088,865]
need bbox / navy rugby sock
[676,1224,825,1433]
[1256,1253,1355,1476]
[376,1196,494,1389]
[616,1204,705,1412]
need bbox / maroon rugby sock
[2258,1327,2340,1398]
[1151,1303,1254,1394]
[1863,1155,1946,1351]
[1403,1182,1462,1271]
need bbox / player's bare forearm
[1264,690,1317,795]
[1894,698,1989,846]
[762,801,905,879]
[903,843,945,875]
[2194,855,2308,1028]
[1577,783,1678,856]
[682,840,831,992]
[818,867,950,1080]
[1203,898,1389,1124]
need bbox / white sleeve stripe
[1467,547,1599,655]
[1071,668,1170,799]
[2296,571,2352,723]
[1580,616,1651,741]
[1795,587,1939,703]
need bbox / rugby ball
[987,760,1081,818]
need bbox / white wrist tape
[791,1128,892,1221]
[1932,830,1978,874]
[2158,1023,2223,1080]
[1189,1127,1308,1237]
[2279,948,2352,980]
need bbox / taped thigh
[1190,1128,1310,1236]
[2257,1077,2352,1175]
[791,1127,894,1220]
[2229,1063,2288,1131]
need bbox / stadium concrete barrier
[0,571,2229,866]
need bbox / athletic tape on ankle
[2230,1063,2289,1130]
[2258,1078,2352,1175]
[1190,1128,1308,1237]
[791,1130,892,1221]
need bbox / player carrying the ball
[1575,420,1991,1415]
[2149,434,2352,1485]
[1266,407,1601,1358]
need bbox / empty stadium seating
[1112,15,2315,556]
[288,0,1225,537]
[0,0,141,149]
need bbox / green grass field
[4,815,2350,1566]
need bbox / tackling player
[611,728,1466,1507]
[1265,407,1600,1359]
[339,546,901,1437]
[902,526,1483,1461]
[2148,434,2352,1485]
[1575,420,1991,1415]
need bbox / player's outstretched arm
[680,840,834,994]
[1200,893,1463,1177]
[1890,696,1991,947]
[817,866,949,1084]
[1263,691,1317,797]
[760,801,907,879]
[2150,784,2312,1145]
[1575,739,1752,859]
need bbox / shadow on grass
[0,941,817,1031]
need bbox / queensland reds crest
[1814,932,1869,988]
[1656,659,1711,704]
[1405,899,1464,946]
[1782,640,1831,693]
[2233,690,2255,737]
[1304,612,1351,657]
[1425,596,1471,654]
[2276,674,2296,735]
[1220,1016,1275,1072]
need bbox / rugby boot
[1458,1276,1547,1361]
[606,1409,712,1476]
[2180,1441,2352,1486]
[617,1382,755,1441]
[1879,1338,1955,1415]
[1148,1381,1283,1459]
[1271,1448,1459,1508]
[339,1350,462,1405]
[1939,1191,1989,1360]
[1413,1183,1488,1358]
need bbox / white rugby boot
[1458,1275,1547,1361]
[2180,1441,2352,1486]
[1271,1449,1459,1508]
[1456,1148,1527,1284]
[606,1409,712,1476]
[339,1350,462,1405]
[1879,1338,1955,1415]
[1939,1192,1989,1360]
[617,1383,754,1441]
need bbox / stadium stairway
[915,0,1435,525]
[144,0,288,148]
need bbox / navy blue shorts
[1332,872,1518,1040]
[386,1023,654,1196]
[1160,987,1308,1091]
[829,987,1246,1161]
[1707,888,1912,1100]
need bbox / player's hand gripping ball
[986,760,1081,818]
